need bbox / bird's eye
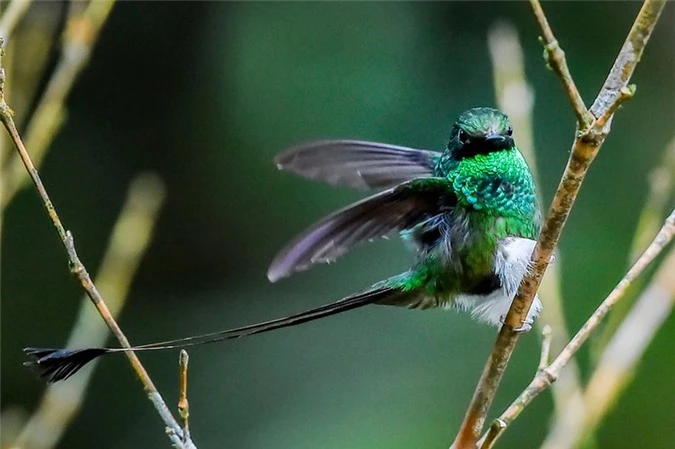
[506,126,513,136]
[457,129,469,144]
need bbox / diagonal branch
[479,210,675,449]
[12,174,166,449]
[450,1,666,448]
[540,137,675,449]
[487,21,584,420]
[0,39,195,449]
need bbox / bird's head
[448,107,514,158]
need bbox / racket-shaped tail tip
[23,347,109,383]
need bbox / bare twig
[1,0,115,209]
[541,245,675,449]
[529,0,590,127]
[451,2,666,447]
[487,21,584,418]
[0,40,193,449]
[11,174,166,449]
[479,210,675,449]
[178,350,191,443]
[594,135,675,350]
[577,247,675,440]
[479,419,506,449]
[591,137,675,352]
[541,138,675,448]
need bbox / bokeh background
[2,2,674,449]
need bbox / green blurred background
[2,2,674,448]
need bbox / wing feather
[275,140,439,189]
[268,178,456,281]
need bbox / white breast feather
[452,237,542,327]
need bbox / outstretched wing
[275,140,440,189]
[268,178,456,282]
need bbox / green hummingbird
[24,107,542,382]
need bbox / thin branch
[0,40,194,449]
[479,420,506,449]
[487,20,584,419]
[577,247,675,440]
[593,135,675,349]
[479,210,675,449]
[529,0,590,127]
[594,84,636,129]
[588,3,665,120]
[1,0,115,209]
[450,1,666,447]
[178,350,191,444]
[540,136,675,448]
[12,174,166,449]
[540,245,675,449]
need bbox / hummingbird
[24,107,542,383]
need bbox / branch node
[538,367,557,385]
[0,99,13,118]
[594,84,636,129]
[478,419,508,449]
[493,418,507,431]
[541,38,561,70]
[65,231,84,275]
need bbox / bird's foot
[513,321,533,333]
[499,315,533,333]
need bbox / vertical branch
[451,1,666,447]
[12,174,166,449]
[487,21,584,419]
[178,350,191,444]
[0,40,194,449]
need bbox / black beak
[485,134,506,144]
[484,133,511,149]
